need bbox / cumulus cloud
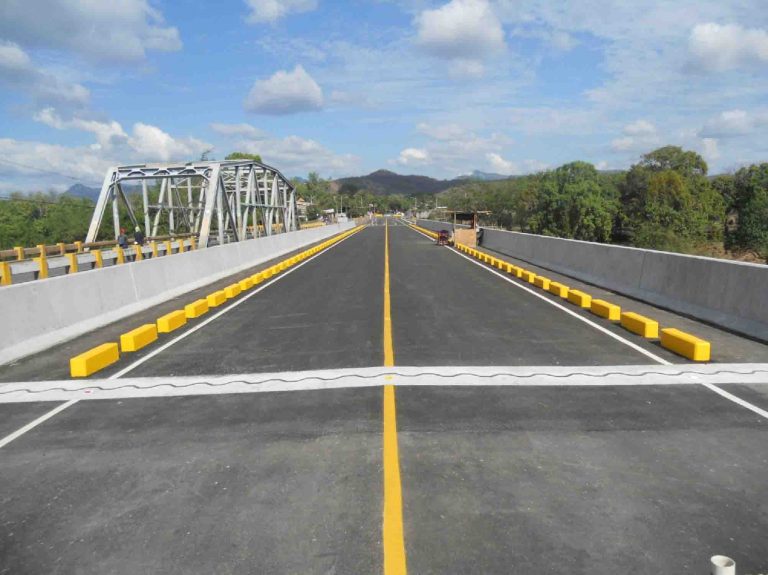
[396,148,431,166]
[611,120,659,152]
[486,153,548,175]
[0,137,113,185]
[245,0,317,23]
[689,23,768,71]
[415,0,505,77]
[699,109,768,138]
[0,0,181,62]
[244,65,324,115]
[235,135,358,176]
[33,108,211,162]
[699,137,720,162]
[0,41,89,107]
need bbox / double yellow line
[382,219,407,574]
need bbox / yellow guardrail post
[65,253,79,274]
[92,249,103,268]
[189,236,196,250]
[178,239,185,253]
[57,242,66,255]
[14,246,24,261]
[74,241,83,253]
[0,261,11,286]
[134,245,143,261]
[165,240,173,256]
[151,241,159,258]
[36,245,48,279]
[115,246,125,265]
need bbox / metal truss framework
[85,160,298,247]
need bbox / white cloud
[245,0,317,24]
[210,122,266,139]
[33,108,211,162]
[244,65,324,115]
[699,109,768,138]
[397,148,431,166]
[415,0,505,77]
[237,135,359,176]
[689,23,768,71]
[486,153,548,175]
[0,41,89,107]
[0,0,181,62]
[611,120,659,152]
[700,137,720,162]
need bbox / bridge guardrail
[418,219,768,342]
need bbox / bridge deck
[1,222,767,574]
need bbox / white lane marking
[0,399,78,449]
[109,226,365,379]
[0,228,365,450]
[405,226,670,365]
[701,382,768,420]
[2,365,768,404]
[406,225,768,420]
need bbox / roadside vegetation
[1,146,766,262]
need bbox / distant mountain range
[65,168,512,201]
[332,169,513,196]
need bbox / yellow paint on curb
[534,276,551,290]
[120,324,158,352]
[620,312,659,338]
[239,277,254,291]
[661,328,711,361]
[157,310,187,333]
[206,290,227,308]
[589,299,621,321]
[185,299,209,319]
[567,289,592,308]
[590,299,621,321]
[224,283,241,299]
[70,343,119,377]
[549,282,569,298]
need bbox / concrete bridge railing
[0,223,355,365]
[418,219,768,342]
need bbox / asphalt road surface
[1,221,767,575]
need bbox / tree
[729,163,768,256]
[225,152,262,162]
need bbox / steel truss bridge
[85,160,298,247]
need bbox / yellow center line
[382,219,407,574]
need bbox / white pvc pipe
[711,555,736,575]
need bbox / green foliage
[728,163,768,256]
[225,152,263,162]
[0,192,94,249]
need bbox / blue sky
[1,0,767,191]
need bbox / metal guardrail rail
[0,222,325,286]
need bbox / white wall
[418,219,768,342]
[0,224,355,365]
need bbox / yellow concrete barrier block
[207,290,227,308]
[185,299,209,319]
[224,283,241,299]
[279,261,288,271]
[521,270,537,284]
[590,299,621,321]
[120,324,158,352]
[534,276,551,290]
[264,268,275,279]
[660,328,711,361]
[621,312,659,338]
[511,266,523,278]
[505,263,515,274]
[251,272,265,285]
[549,282,569,298]
[0,261,11,285]
[496,260,505,270]
[157,310,187,333]
[567,289,592,308]
[239,277,254,291]
[70,343,120,378]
